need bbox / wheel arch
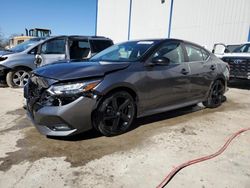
[10,65,33,71]
[91,85,139,132]
[206,76,226,99]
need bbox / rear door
[183,43,217,100]
[39,37,66,66]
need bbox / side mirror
[35,54,42,67]
[151,56,170,66]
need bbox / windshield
[9,38,43,53]
[90,40,158,62]
[233,44,250,53]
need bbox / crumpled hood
[33,61,130,81]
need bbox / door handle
[181,68,189,75]
[210,65,216,71]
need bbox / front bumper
[0,65,10,83]
[26,96,96,136]
[229,72,250,80]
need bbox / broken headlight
[47,80,101,96]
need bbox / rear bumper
[26,96,96,136]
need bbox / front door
[39,37,66,66]
[143,41,191,112]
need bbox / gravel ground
[0,82,250,188]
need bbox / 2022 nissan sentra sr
[24,39,229,137]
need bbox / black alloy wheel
[94,91,136,136]
[203,80,225,108]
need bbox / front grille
[222,57,250,78]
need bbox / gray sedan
[24,39,229,137]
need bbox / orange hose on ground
[156,127,250,188]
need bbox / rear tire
[6,68,30,88]
[203,80,225,108]
[93,91,136,136]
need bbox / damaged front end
[24,74,101,136]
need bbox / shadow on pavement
[50,104,203,141]
[228,79,250,90]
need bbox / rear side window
[90,40,113,53]
[41,39,65,54]
[185,44,204,62]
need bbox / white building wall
[170,0,250,50]
[129,0,170,40]
[97,0,250,50]
[97,0,130,43]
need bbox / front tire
[6,68,30,88]
[93,91,136,136]
[203,80,225,108]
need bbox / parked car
[0,35,113,87]
[212,43,241,58]
[24,39,229,137]
[216,43,250,80]
[0,37,46,86]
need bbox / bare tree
[0,28,8,49]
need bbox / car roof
[47,35,112,41]
[124,38,207,49]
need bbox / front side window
[41,39,65,54]
[91,40,159,62]
[185,44,204,62]
[151,42,185,64]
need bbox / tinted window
[69,40,90,59]
[90,40,113,53]
[234,44,250,53]
[78,41,90,48]
[185,44,204,62]
[152,42,184,64]
[41,39,65,54]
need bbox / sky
[0,0,97,38]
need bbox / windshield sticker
[137,41,154,45]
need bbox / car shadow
[49,104,204,141]
[228,79,250,90]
